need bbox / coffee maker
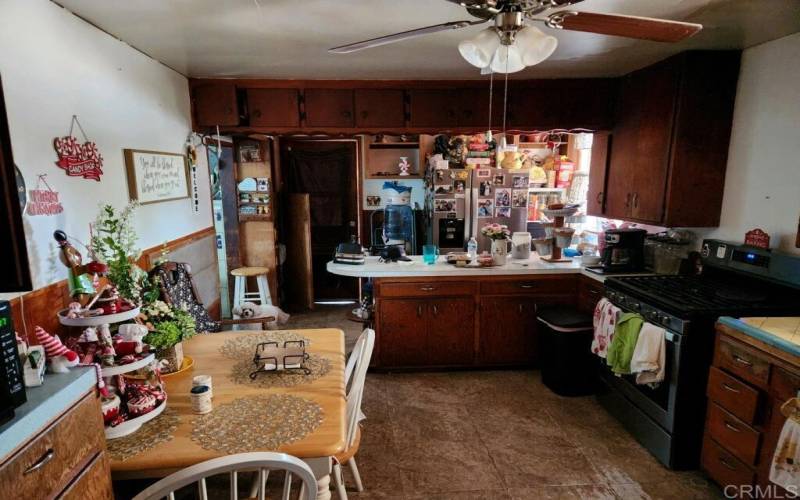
[588,228,647,274]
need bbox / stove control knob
[660,315,671,326]
[631,302,641,312]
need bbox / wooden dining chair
[132,451,316,500]
[333,328,375,499]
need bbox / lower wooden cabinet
[479,296,537,365]
[577,275,604,315]
[374,275,579,368]
[0,392,110,499]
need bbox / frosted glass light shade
[516,26,558,66]
[458,27,500,68]
[490,45,525,74]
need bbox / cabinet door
[378,298,428,367]
[586,132,610,217]
[428,298,475,365]
[457,88,503,129]
[408,89,457,128]
[479,296,538,365]
[604,74,639,220]
[627,59,678,223]
[58,452,112,500]
[304,89,354,127]
[354,89,405,128]
[247,89,299,127]
[193,84,239,126]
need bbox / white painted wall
[0,0,211,293]
[696,32,800,254]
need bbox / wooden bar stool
[231,266,272,308]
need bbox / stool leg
[256,274,272,306]
[233,276,243,309]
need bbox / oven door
[598,328,682,433]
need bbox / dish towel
[607,313,644,375]
[591,299,620,359]
[630,322,666,386]
[771,413,800,490]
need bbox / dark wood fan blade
[554,11,702,42]
[329,20,484,53]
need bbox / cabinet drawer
[58,452,112,500]
[701,435,755,488]
[0,393,104,499]
[707,366,760,425]
[479,276,576,296]
[707,402,761,465]
[379,280,476,297]
[715,336,771,388]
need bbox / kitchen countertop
[0,366,96,460]
[327,256,621,282]
[718,316,800,358]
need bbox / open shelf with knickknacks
[365,135,423,179]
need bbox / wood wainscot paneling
[9,226,217,343]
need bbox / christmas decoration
[745,228,770,249]
[34,326,78,373]
[53,115,103,181]
[26,174,63,216]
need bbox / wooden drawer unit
[701,435,755,488]
[0,393,107,499]
[58,452,112,500]
[479,276,576,296]
[378,280,476,298]
[707,366,760,425]
[707,402,761,465]
[715,336,771,388]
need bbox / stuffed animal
[115,323,149,356]
[97,324,116,366]
[34,326,79,373]
[232,302,290,330]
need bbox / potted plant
[141,300,196,373]
[480,223,511,266]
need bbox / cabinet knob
[342,110,352,118]
[417,304,423,317]
[252,110,262,118]
[360,111,368,119]
[596,191,604,204]
[419,285,436,291]
[432,304,439,316]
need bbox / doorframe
[276,136,363,302]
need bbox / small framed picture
[435,184,454,195]
[512,189,528,208]
[435,198,456,212]
[493,174,505,186]
[256,177,270,192]
[479,181,493,197]
[434,170,447,184]
[238,140,263,163]
[477,199,494,217]
[512,175,528,189]
[454,180,466,194]
[495,188,511,208]
[366,195,381,207]
[476,169,491,178]
[496,207,511,218]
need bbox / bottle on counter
[467,237,478,263]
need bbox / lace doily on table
[191,394,323,454]
[107,410,179,462]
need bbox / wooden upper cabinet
[304,89,354,127]
[193,84,239,127]
[354,89,405,128]
[246,88,300,127]
[408,89,458,128]
[508,79,616,130]
[594,51,740,227]
[457,88,504,128]
[586,132,609,217]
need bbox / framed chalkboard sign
[124,149,190,205]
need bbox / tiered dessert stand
[58,307,166,439]
[539,206,578,263]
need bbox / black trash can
[538,307,595,396]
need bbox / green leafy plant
[90,203,146,302]
[142,300,196,349]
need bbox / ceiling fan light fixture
[515,26,559,66]
[490,44,525,74]
[458,27,500,68]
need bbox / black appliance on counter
[0,300,26,426]
[586,228,647,275]
[597,239,800,470]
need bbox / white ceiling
[55,0,800,79]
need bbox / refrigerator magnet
[476,169,491,178]
[477,199,494,217]
[435,198,456,212]
[454,180,466,194]
[495,188,511,207]
[496,207,511,218]
[434,184,454,195]
[512,189,528,208]
[512,175,528,189]
[479,181,493,197]
[493,174,505,185]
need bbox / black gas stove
[596,239,800,470]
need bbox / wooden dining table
[110,328,346,500]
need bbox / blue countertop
[719,316,800,358]
[0,366,96,460]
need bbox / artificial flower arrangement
[481,223,511,240]
[140,300,197,373]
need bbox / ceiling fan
[329,0,702,72]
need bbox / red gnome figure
[34,326,79,373]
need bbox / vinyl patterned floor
[290,306,723,500]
